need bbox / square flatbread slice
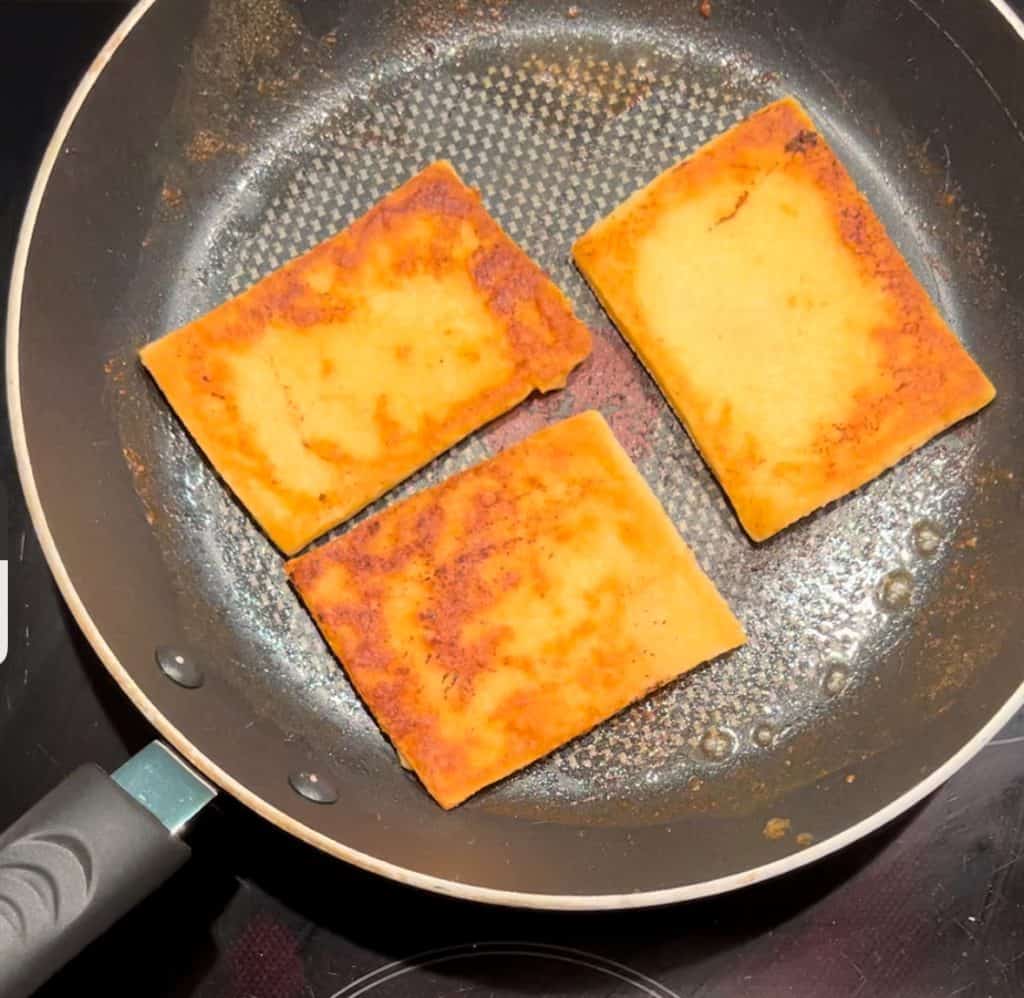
[141,161,591,554]
[286,410,744,809]
[573,97,995,541]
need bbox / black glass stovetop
[2,5,1024,996]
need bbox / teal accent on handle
[112,742,216,835]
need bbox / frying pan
[4,0,1024,991]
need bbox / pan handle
[0,742,215,997]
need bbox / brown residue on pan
[905,136,1003,304]
[975,464,1016,487]
[523,54,657,117]
[762,816,791,840]
[137,0,341,256]
[910,506,1009,706]
[185,129,241,163]
[699,0,712,18]
[795,832,815,847]
[103,355,130,400]
[122,446,146,478]
[187,130,224,162]
[160,184,185,209]
[484,328,661,458]
[104,356,127,382]
[164,0,330,165]
[122,447,159,526]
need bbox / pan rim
[7,0,1024,911]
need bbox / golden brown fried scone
[287,411,744,808]
[574,97,995,541]
[142,161,591,553]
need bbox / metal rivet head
[876,569,914,611]
[156,646,204,688]
[699,726,736,762]
[823,664,849,696]
[289,770,339,804]
[912,519,943,557]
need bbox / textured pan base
[120,27,995,821]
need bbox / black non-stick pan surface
[9,0,1024,907]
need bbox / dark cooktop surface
[2,5,1024,997]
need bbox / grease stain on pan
[117,24,994,822]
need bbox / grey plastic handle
[0,765,191,998]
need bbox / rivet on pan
[699,726,736,762]
[823,663,849,697]
[156,646,204,689]
[912,520,943,557]
[289,770,339,805]
[876,569,914,610]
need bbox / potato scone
[141,161,591,554]
[573,97,995,541]
[287,411,744,809]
